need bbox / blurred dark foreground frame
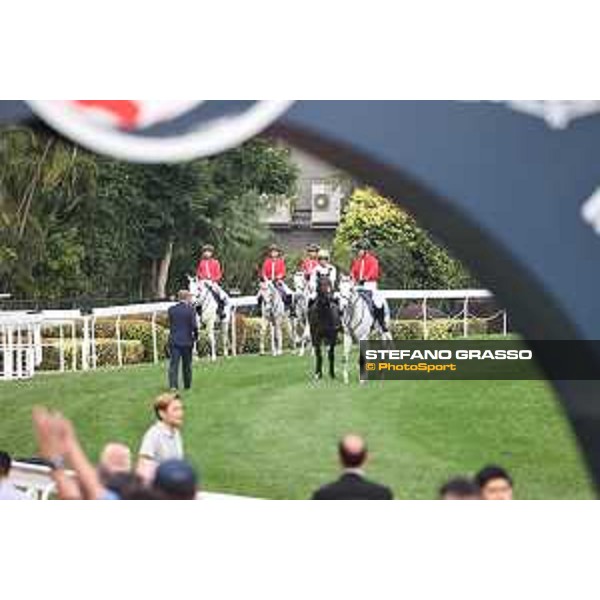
[5,100,600,492]
[273,102,600,493]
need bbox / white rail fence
[0,289,506,380]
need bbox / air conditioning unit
[260,196,292,227]
[311,182,343,227]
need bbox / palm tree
[0,126,97,295]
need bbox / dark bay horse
[308,275,341,379]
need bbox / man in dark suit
[311,434,393,500]
[167,290,198,390]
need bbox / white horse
[187,276,231,361]
[257,279,295,356]
[338,275,393,383]
[291,271,311,356]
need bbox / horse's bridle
[192,279,213,314]
[338,282,368,332]
[260,280,282,321]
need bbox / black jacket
[312,472,393,500]
[168,302,198,347]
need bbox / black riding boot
[286,295,296,318]
[374,306,388,332]
[217,299,225,320]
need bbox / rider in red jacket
[350,246,380,284]
[196,244,226,319]
[260,244,294,315]
[261,246,286,281]
[350,240,387,331]
[196,244,222,282]
[300,243,320,280]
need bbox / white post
[463,296,469,338]
[91,316,97,369]
[6,325,14,380]
[26,324,34,377]
[82,316,90,371]
[71,322,77,371]
[1,325,5,380]
[422,297,428,340]
[59,324,65,372]
[231,306,237,356]
[15,326,23,379]
[33,323,42,366]
[116,315,123,367]
[503,310,508,336]
[151,312,158,365]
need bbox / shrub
[40,338,145,371]
[196,313,330,356]
[90,319,169,361]
[332,187,475,289]
[390,318,488,340]
[43,317,169,362]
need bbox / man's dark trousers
[169,344,193,389]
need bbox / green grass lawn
[0,353,594,499]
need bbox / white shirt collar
[343,468,365,476]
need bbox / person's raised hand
[32,406,62,460]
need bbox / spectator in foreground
[475,465,513,500]
[137,392,185,484]
[439,477,480,500]
[152,459,198,500]
[32,407,160,500]
[312,434,393,500]
[0,451,29,500]
[97,442,133,495]
[167,289,198,391]
[32,407,107,500]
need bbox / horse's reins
[340,287,369,335]
[261,281,284,323]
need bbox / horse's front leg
[221,319,229,357]
[328,341,336,379]
[208,320,217,362]
[314,342,322,379]
[287,316,296,352]
[270,321,277,356]
[299,322,307,357]
[342,330,352,384]
[276,321,284,356]
[194,315,202,361]
[259,317,266,355]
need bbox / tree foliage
[332,187,474,289]
[0,128,297,301]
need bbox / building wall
[262,144,345,251]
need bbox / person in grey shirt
[0,451,29,500]
[137,392,185,483]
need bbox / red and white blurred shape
[27,100,293,163]
[66,100,201,130]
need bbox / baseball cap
[153,459,198,500]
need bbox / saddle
[203,282,228,319]
[357,288,376,318]
[357,288,388,332]
[208,285,223,305]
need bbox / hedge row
[389,318,488,340]
[42,319,170,363]
[39,316,492,369]
[41,338,145,371]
